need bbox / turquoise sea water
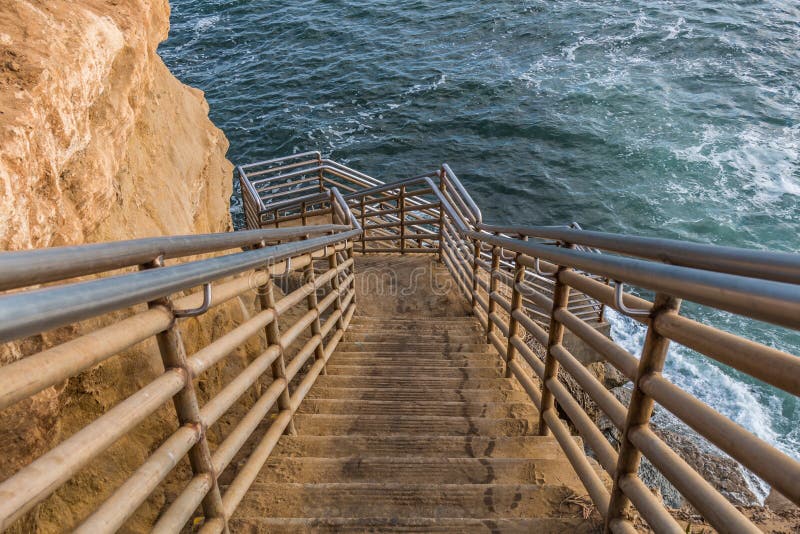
[159,1,799,497]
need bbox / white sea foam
[606,308,800,501]
[672,123,800,206]
[195,15,220,33]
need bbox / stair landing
[230,255,601,532]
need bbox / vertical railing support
[504,242,527,378]
[437,168,446,263]
[399,186,406,254]
[486,244,501,341]
[471,240,480,313]
[141,257,229,533]
[605,292,681,530]
[328,246,346,333]
[316,152,325,192]
[258,265,298,436]
[304,258,327,374]
[538,261,572,436]
[360,197,367,253]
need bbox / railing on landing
[237,152,606,326]
[240,153,800,534]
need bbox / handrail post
[258,262,298,436]
[141,257,229,533]
[317,152,325,192]
[304,258,328,374]
[360,196,366,253]
[538,259,572,436]
[504,239,527,378]
[471,240,480,313]
[605,292,681,531]
[437,168,446,263]
[399,185,406,254]
[486,244,501,341]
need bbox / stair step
[230,482,578,519]
[305,387,531,403]
[329,355,502,367]
[228,517,597,533]
[254,457,577,486]
[336,341,493,353]
[272,435,566,459]
[297,399,537,418]
[293,414,536,436]
[323,365,503,378]
[343,336,486,345]
[331,354,502,362]
[314,376,517,389]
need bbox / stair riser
[314,377,517,390]
[336,342,492,353]
[297,400,537,418]
[304,388,531,403]
[328,357,502,368]
[228,518,596,533]
[323,366,504,378]
[272,436,567,459]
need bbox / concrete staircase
[225,255,598,532]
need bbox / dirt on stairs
[228,255,601,532]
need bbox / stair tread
[272,435,567,458]
[253,457,580,486]
[230,482,581,519]
[305,387,531,402]
[228,517,598,533]
[297,399,537,418]
[293,414,537,436]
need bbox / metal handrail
[0,225,348,291]
[478,222,800,285]
[248,158,800,530]
[0,187,360,532]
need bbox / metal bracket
[174,283,212,318]
[613,281,650,316]
[284,256,292,275]
[533,258,556,278]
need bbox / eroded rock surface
[0,1,238,532]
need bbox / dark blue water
[159,0,799,497]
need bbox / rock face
[0,1,239,532]
[0,0,232,250]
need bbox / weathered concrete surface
[229,255,603,531]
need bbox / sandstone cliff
[0,1,243,532]
[0,0,232,250]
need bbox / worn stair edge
[293,414,537,436]
[313,376,518,390]
[323,365,504,378]
[228,516,599,533]
[297,399,537,418]
[271,435,569,458]
[229,482,581,519]
[304,387,531,403]
[252,457,582,487]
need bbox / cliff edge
[0,2,245,532]
[0,0,232,250]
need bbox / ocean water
[159,0,799,498]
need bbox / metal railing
[240,154,800,533]
[239,155,606,325]
[2,151,799,533]
[0,191,360,532]
[433,176,800,533]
